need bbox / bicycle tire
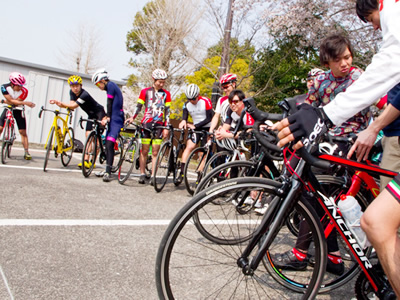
[172,145,183,187]
[183,147,208,195]
[118,139,139,184]
[1,119,10,164]
[61,127,74,167]
[156,177,326,300]
[82,132,98,177]
[153,142,171,192]
[203,150,232,176]
[111,135,124,173]
[43,126,55,171]
[263,175,373,293]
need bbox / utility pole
[211,0,234,107]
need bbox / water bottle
[338,195,370,248]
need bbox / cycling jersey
[1,83,28,101]
[306,67,370,135]
[104,81,124,142]
[70,88,105,119]
[215,96,230,123]
[224,108,254,130]
[323,0,400,126]
[182,96,213,128]
[1,83,29,130]
[134,87,171,125]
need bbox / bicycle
[153,125,186,192]
[1,104,19,164]
[118,123,164,184]
[39,106,74,171]
[183,130,230,195]
[79,117,124,178]
[155,98,397,299]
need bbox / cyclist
[306,68,324,90]
[273,0,400,295]
[125,69,171,184]
[274,33,372,276]
[209,73,237,134]
[0,72,35,160]
[178,83,214,182]
[92,69,124,182]
[49,75,106,169]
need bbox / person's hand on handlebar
[271,104,329,149]
[101,116,110,126]
[125,116,135,125]
[347,127,378,162]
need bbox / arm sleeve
[132,101,143,119]
[182,102,188,121]
[106,99,112,118]
[195,109,214,128]
[323,1,400,125]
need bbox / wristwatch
[1,99,4,104]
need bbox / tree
[57,24,105,74]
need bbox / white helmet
[307,68,324,79]
[216,138,237,151]
[92,68,109,84]
[152,69,168,80]
[185,83,200,100]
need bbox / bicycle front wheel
[82,132,98,177]
[203,150,232,176]
[156,177,326,300]
[153,142,171,192]
[43,126,55,171]
[1,120,11,164]
[184,147,207,195]
[61,127,74,167]
[118,139,139,184]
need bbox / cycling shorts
[385,173,400,205]
[141,122,163,145]
[188,127,210,147]
[86,111,106,132]
[106,110,124,143]
[0,108,26,130]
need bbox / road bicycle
[183,130,230,195]
[118,124,164,184]
[155,99,397,299]
[1,104,20,164]
[39,106,74,171]
[79,117,123,177]
[153,125,186,192]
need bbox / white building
[0,56,125,145]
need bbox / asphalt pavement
[0,144,359,299]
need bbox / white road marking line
[0,265,14,300]
[0,165,83,173]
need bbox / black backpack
[73,139,84,153]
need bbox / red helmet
[9,72,26,86]
[219,73,237,85]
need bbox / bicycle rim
[156,177,325,299]
[203,150,232,177]
[43,127,54,171]
[82,132,97,177]
[1,120,10,164]
[184,147,207,195]
[263,175,372,293]
[61,127,74,167]
[118,139,139,184]
[111,136,124,173]
[154,142,171,192]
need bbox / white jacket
[324,0,400,125]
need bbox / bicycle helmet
[9,72,26,86]
[68,75,82,85]
[220,73,237,85]
[307,68,324,79]
[185,83,200,100]
[92,68,109,84]
[152,69,168,80]
[216,137,237,151]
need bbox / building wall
[0,56,125,145]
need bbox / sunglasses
[229,99,241,104]
[221,83,231,89]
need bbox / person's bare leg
[361,189,400,297]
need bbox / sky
[1,0,149,81]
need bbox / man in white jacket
[273,0,400,296]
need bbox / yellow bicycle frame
[44,109,73,154]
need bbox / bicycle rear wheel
[111,135,124,173]
[263,175,373,293]
[203,150,232,176]
[43,127,55,171]
[1,120,11,164]
[184,147,207,195]
[118,139,139,184]
[156,177,326,300]
[153,142,171,192]
[61,127,74,167]
[82,132,98,177]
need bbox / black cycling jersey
[70,89,105,118]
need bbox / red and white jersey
[1,83,28,101]
[215,96,230,123]
[183,96,213,127]
[225,108,254,130]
